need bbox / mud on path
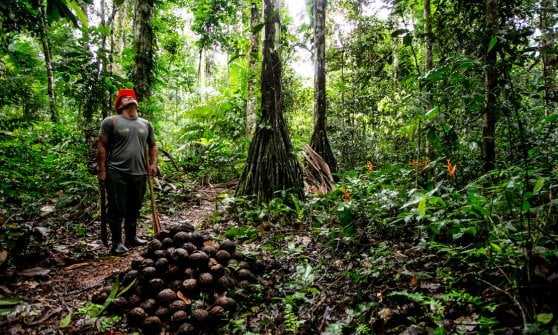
[1,183,231,335]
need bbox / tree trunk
[246,0,261,137]
[424,0,433,107]
[100,0,109,118]
[482,0,498,171]
[104,0,117,116]
[38,1,57,122]
[393,36,400,85]
[236,0,304,201]
[198,47,206,102]
[541,0,557,116]
[423,0,433,160]
[133,0,155,103]
[309,0,337,173]
[424,0,433,73]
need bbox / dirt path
[1,184,230,334]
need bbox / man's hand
[98,169,107,182]
[148,164,158,177]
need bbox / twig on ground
[26,307,62,326]
[477,277,527,333]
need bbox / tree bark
[133,0,155,103]
[309,0,337,173]
[423,0,433,160]
[393,36,400,85]
[424,0,433,73]
[483,0,498,171]
[246,0,261,137]
[540,0,557,116]
[198,47,206,101]
[38,1,57,122]
[107,2,117,116]
[236,0,304,201]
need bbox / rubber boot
[110,219,128,255]
[125,217,147,248]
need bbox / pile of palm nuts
[91,223,259,334]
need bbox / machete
[145,146,162,234]
[99,180,108,246]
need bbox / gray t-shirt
[100,115,155,175]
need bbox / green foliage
[0,121,93,214]
[224,225,257,241]
[0,297,22,317]
[188,0,243,52]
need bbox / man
[97,88,158,255]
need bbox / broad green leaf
[0,298,21,306]
[521,200,531,212]
[66,0,89,29]
[337,203,353,225]
[533,177,545,193]
[425,68,444,82]
[544,113,558,123]
[425,106,440,120]
[96,280,120,317]
[536,313,553,324]
[0,308,16,317]
[487,36,497,52]
[116,279,137,298]
[490,242,501,253]
[418,196,427,216]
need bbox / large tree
[482,0,498,171]
[133,0,155,103]
[38,0,57,122]
[245,0,261,136]
[423,0,433,106]
[236,0,303,201]
[540,0,556,116]
[0,0,88,122]
[309,0,336,173]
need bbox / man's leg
[106,170,129,255]
[124,174,147,247]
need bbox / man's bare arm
[96,135,109,181]
[148,143,158,176]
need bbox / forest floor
[0,178,546,335]
[0,183,229,335]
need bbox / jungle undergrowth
[212,162,558,334]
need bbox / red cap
[114,88,138,111]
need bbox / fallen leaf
[17,267,50,277]
[420,282,441,292]
[410,274,418,287]
[0,249,7,266]
[59,311,72,328]
[22,281,39,289]
[296,236,312,247]
[0,285,13,295]
[455,314,478,332]
[33,226,49,240]
[40,205,55,217]
[378,307,393,321]
[64,262,90,271]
